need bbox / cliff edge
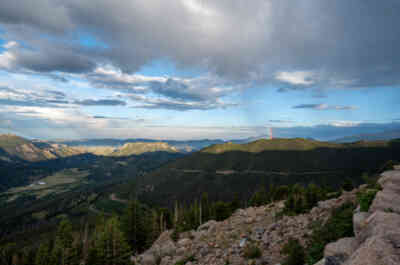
[318,165,400,265]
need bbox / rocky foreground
[317,165,400,265]
[133,166,400,265]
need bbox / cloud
[275,71,315,86]
[130,94,238,111]
[88,65,240,110]
[0,85,70,107]
[292,104,358,110]
[73,99,126,106]
[0,0,399,92]
[0,41,96,73]
[269,120,294,123]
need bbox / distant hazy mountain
[88,142,178,156]
[55,138,227,152]
[0,134,83,162]
[333,130,400,143]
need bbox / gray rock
[198,220,218,232]
[177,238,192,247]
[357,211,400,243]
[369,189,400,214]
[325,255,343,265]
[324,237,359,261]
[140,253,157,265]
[160,256,171,265]
[347,235,400,265]
[353,212,369,236]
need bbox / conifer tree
[0,243,16,265]
[121,200,149,253]
[52,218,76,265]
[35,242,51,265]
[90,217,131,265]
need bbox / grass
[3,168,90,200]
[243,244,262,259]
[93,197,125,214]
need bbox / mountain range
[333,129,400,143]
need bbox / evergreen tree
[52,218,77,265]
[121,199,149,253]
[200,192,210,222]
[249,186,268,206]
[35,242,51,265]
[281,238,305,265]
[90,217,131,265]
[342,179,354,191]
[0,243,16,265]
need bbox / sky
[0,0,399,140]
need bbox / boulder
[325,256,343,265]
[352,212,369,236]
[369,189,400,214]
[198,220,218,232]
[177,238,192,247]
[358,211,400,243]
[140,253,157,265]
[324,237,359,261]
[347,235,400,265]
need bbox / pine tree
[0,243,16,265]
[121,200,149,253]
[90,217,131,265]
[35,242,50,265]
[51,218,76,265]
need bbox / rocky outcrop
[133,190,359,265]
[319,167,400,265]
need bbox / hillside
[202,138,339,154]
[111,142,178,156]
[0,134,84,162]
[139,138,400,206]
[201,138,390,154]
[134,167,400,265]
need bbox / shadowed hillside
[139,138,400,206]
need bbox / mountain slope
[139,138,400,206]
[111,142,178,156]
[202,138,339,154]
[0,134,84,162]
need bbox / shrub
[174,255,195,265]
[341,179,354,191]
[243,244,262,259]
[306,202,355,264]
[281,238,305,265]
[357,189,378,212]
[170,229,179,242]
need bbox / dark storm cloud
[0,0,399,91]
[14,47,96,73]
[0,0,72,33]
[73,99,126,106]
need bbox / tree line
[0,179,356,265]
